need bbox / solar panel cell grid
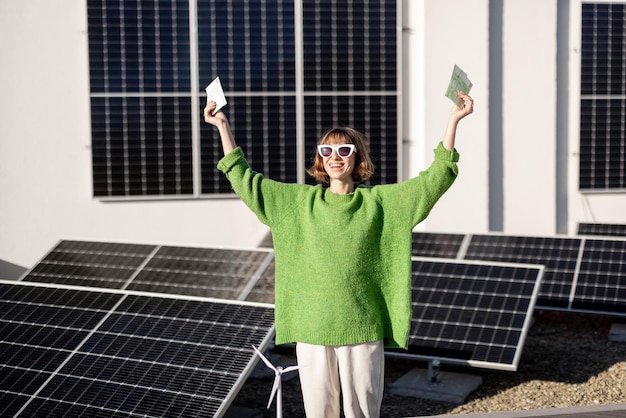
[89,0,399,198]
[91,0,192,92]
[411,232,466,259]
[20,240,276,303]
[579,3,626,191]
[130,246,273,299]
[573,239,626,314]
[197,0,296,92]
[407,259,542,370]
[91,96,195,197]
[578,222,626,237]
[464,235,582,309]
[302,1,397,91]
[21,240,156,288]
[0,365,51,395]
[0,282,275,418]
[414,232,626,317]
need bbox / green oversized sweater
[217,142,459,349]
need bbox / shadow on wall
[0,259,27,280]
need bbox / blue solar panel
[580,3,626,192]
[90,96,195,197]
[19,240,275,302]
[463,234,583,310]
[573,238,626,314]
[578,222,626,237]
[197,0,296,92]
[397,258,543,371]
[89,0,400,197]
[414,232,626,317]
[411,232,466,259]
[87,0,192,93]
[20,240,156,288]
[302,1,397,92]
[128,245,274,300]
[0,281,274,417]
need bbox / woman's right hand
[204,101,229,127]
[203,101,237,154]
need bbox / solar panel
[128,245,274,300]
[395,258,544,371]
[20,240,157,289]
[243,258,275,304]
[0,281,275,418]
[19,240,275,302]
[411,232,467,259]
[462,234,583,310]
[578,222,626,237]
[415,232,626,317]
[579,3,626,192]
[573,238,626,314]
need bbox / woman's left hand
[450,91,474,121]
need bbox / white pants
[296,341,385,418]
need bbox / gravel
[230,312,626,417]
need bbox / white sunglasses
[317,144,357,159]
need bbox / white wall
[1,0,626,271]
[502,0,558,234]
[416,0,490,233]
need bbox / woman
[205,92,473,417]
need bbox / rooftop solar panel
[20,240,157,289]
[579,3,626,192]
[19,240,275,302]
[411,232,467,259]
[18,232,626,387]
[395,258,544,371]
[573,238,626,314]
[128,245,274,300]
[0,281,275,418]
[415,232,626,317]
[462,234,583,310]
[578,222,626,237]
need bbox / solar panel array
[5,240,278,416]
[0,280,275,418]
[412,231,626,316]
[14,238,549,374]
[464,235,582,310]
[578,222,626,237]
[395,258,544,371]
[88,0,400,198]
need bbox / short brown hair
[306,126,375,184]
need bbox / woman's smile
[324,152,354,178]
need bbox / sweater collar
[323,187,357,203]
